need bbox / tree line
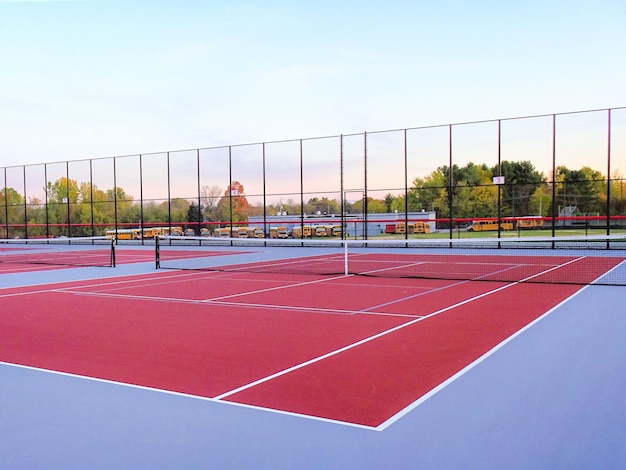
[409,160,625,219]
[1,160,625,238]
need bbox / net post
[110,237,116,267]
[155,235,161,269]
[344,240,349,276]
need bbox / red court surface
[0,269,585,428]
[0,248,137,273]
[0,248,232,274]
[2,247,626,469]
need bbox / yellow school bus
[169,226,184,236]
[385,223,410,234]
[143,227,170,238]
[467,220,514,232]
[105,228,140,240]
[213,227,231,237]
[393,223,407,234]
[413,221,431,234]
[516,217,544,230]
[314,225,328,237]
[246,227,265,238]
[292,226,312,238]
[269,226,289,238]
[329,224,342,237]
[319,224,342,237]
[139,226,184,238]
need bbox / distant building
[248,211,436,237]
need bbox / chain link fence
[2,107,625,240]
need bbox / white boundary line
[0,270,218,298]
[0,255,618,432]
[0,360,375,431]
[375,285,590,430]
[211,257,587,399]
[202,273,347,302]
[212,279,531,401]
[591,257,626,284]
[9,255,578,431]
[56,289,422,318]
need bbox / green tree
[555,165,606,215]
[409,168,448,215]
[1,187,25,237]
[187,201,203,233]
[351,197,387,213]
[528,186,552,217]
[384,193,396,212]
[106,186,136,225]
[25,196,46,237]
[170,198,190,224]
[90,185,115,230]
[274,198,299,215]
[453,163,496,218]
[45,177,79,235]
[305,197,340,215]
[142,201,168,223]
[46,177,79,203]
[609,171,626,215]
[389,194,406,213]
[495,161,546,217]
[409,163,495,219]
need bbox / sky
[1,0,625,169]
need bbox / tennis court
[2,236,626,468]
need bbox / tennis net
[0,236,116,268]
[154,234,626,286]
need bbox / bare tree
[201,185,223,221]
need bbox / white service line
[376,279,591,431]
[213,256,589,402]
[202,273,348,302]
[214,281,514,400]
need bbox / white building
[248,211,437,237]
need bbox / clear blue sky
[1,0,624,168]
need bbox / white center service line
[213,256,588,401]
[201,273,348,302]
